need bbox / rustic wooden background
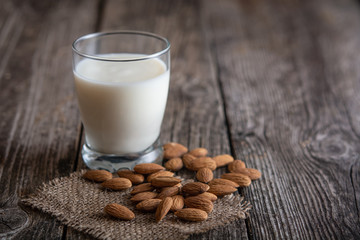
[1,0,359,239]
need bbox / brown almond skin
[182,182,210,195]
[147,171,174,182]
[104,203,135,220]
[117,170,144,185]
[133,163,165,174]
[182,153,197,169]
[213,154,234,167]
[175,208,208,222]
[228,160,246,173]
[163,142,188,159]
[155,197,173,222]
[196,192,218,202]
[209,178,239,188]
[171,195,184,211]
[130,191,158,202]
[230,168,261,180]
[164,158,184,172]
[136,199,162,212]
[184,197,213,213]
[196,168,213,183]
[207,184,237,196]
[189,148,208,157]
[221,173,251,187]
[190,157,217,171]
[83,170,112,182]
[154,183,181,194]
[157,186,179,199]
[151,176,181,188]
[131,183,154,195]
[101,178,132,190]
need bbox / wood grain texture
[1,0,359,239]
[0,0,97,239]
[203,0,360,239]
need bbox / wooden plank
[202,0,360,239]
[0,0,98,239]
[68,0,249,239]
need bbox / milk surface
[74,54,169,154]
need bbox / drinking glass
[72,31,170,172]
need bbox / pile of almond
[82,142,261,222]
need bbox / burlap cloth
[22,171,251,240]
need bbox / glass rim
[72,30,171,62]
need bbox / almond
[104,203,135,220]
[221,173,251,187]
[130,191,158,202]
[190,157,216,171]
[229,168,261,180]
[182,153,197,169]
[184,196,213,213]
[196,168,213,183]
[131,183,154,195]
[196,192,218,202]
[117,170,144,185]
[164,158,183,172]
[163,142,188,159]
[209,178,239,188]
[151,176,181,188]
[207,184,237,196]
[147,171,174,182]
[101,178,132,190]
[136,199,162,212]
[156,183,181,193]
[182,182,209,195]
[171,195,184,211]
[175,208,208,222]
[133,163,165,174]
[83,170,112,182]
[228,160,246,173]
[189,148,208,157]
[157,186,179,199]
[213,154,234,167]
[155,197,173,222]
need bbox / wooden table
[1,0,359,239]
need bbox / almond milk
[74,54,169,154]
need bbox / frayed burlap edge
[22,171,251,240]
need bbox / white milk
[74,54,169,154]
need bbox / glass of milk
[72,31,170,172]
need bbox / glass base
[81,139,163,172]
